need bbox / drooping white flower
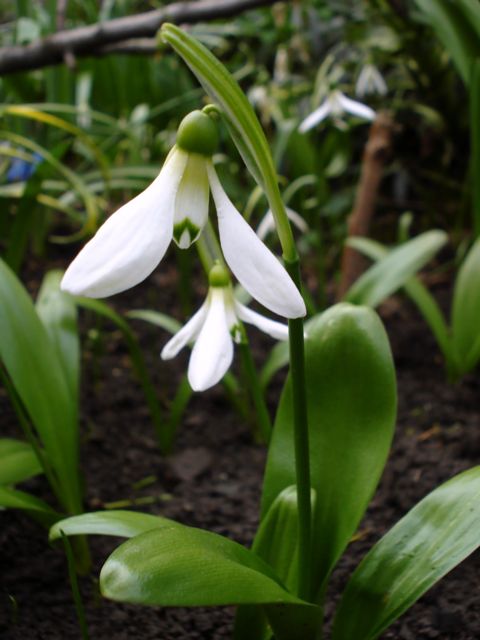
[161,267,289,392]
[355,64,387,98]
[61,110,306,319]
[299,89,376,133]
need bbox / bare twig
[336,111,395,300]
[0,0,278,75]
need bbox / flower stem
[238,334,272,444]
[268,173,312,601]
[285,257,312,602]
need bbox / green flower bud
[176,110,219,156]
[208,263,230,288]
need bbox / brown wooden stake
[336,111,395,300]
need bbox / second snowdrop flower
[61,110,305,319]
[355,64,387,98]
[161,265,289,392]
[299,89,376,133]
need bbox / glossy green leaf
[0,486,59,525]
[261,304,397,600]
[414,0,480,84]
[451,238,480,373]
[0,438,42,485]
[49,510,178,541]
[344,230,447,308]
[332,466,480,640]
[0,257,81,514]
[36,270,79,400]
[100,525,313,610]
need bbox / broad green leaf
[344,230,447,308]
[36,270,79,400]
[100,525,314,611]
[451,237,480,373]
[261,304,397,601]
[49,510,178,541]
[414,0,480,84]
[0,438,42,485]
[0,258,81,514]
[0,486,59,526]
[348,237,452,366]
[332,466,480,640]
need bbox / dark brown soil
[1,271,480,639]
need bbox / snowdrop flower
[355,64,387,98]
[61,110,305,319]
[299,89,376,133]
[161,264,289,392]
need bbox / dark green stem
[285,258,312,602]
[61,532,90,640]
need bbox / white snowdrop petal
[208,165,306,319]
[61,148,188,298]
[188,289,234,392]
[338,93,376,121]
[235,302,289,341]
[160,303,209,360]
[298,101,331,132]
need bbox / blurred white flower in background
[299,89,376,133]
[257,207,308,241]
[355,64,388,98]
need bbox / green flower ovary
[176,110,219,156]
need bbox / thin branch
[0,0,278,75]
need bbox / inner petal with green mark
[173,152,209,249]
